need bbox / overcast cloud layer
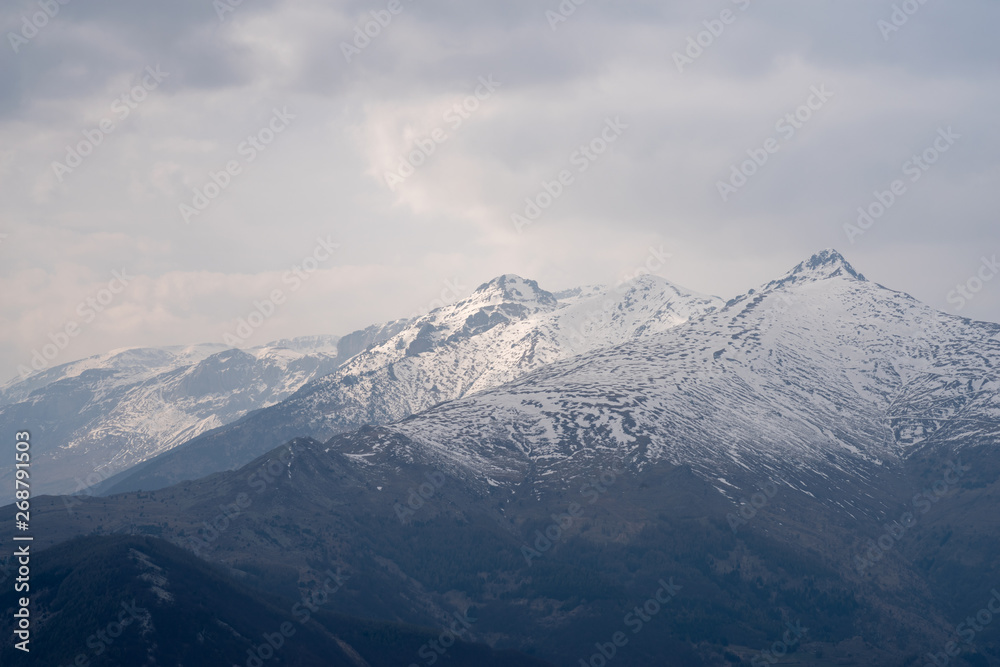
[1,0,998,381]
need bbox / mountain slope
[0,535,552,667]
[8,250,1000,665]
[0,323,402,497]
[11,431,1000,664]
[98,273,722,494]
[370,250,1000,501]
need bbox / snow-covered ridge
[0,344,228,407]
[371,252,1000,502]
[0,336,345,496]
[22,249,991,509]
[95,272,724,495]
[275,273,724,441]
[4,272,720,498]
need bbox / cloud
[1,0,998,380]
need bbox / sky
[1,0,998,382]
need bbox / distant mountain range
[3,250,999,665]
[95,273,722,495]
[0,323,404,496]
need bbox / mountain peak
[764,249,866,290]
[472,274,558,308]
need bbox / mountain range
[0,324,406,497]
[94,273,722,495]
[2,249,999,666]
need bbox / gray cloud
[1,0,998,381]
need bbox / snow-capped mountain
[0,332,380,497]
[331,250,1000,508]
[288,273,722,432]
[0,344,262,408]
[98,274,723,494]
[15,250,1000,666]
